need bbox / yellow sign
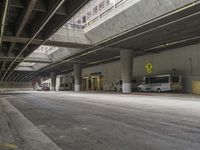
[146,63,153,74]
[0,143,18,149]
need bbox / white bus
[138,74,182,92]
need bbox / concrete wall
[86,0,195,43]
[133,44,200,93]
[0,82,33,91]
[62,43,200,93]
[82,61,121,90]
[48,47,80,62]
[50,26,91,45]
[61,62,121,91]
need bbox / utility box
[192,80,200,95]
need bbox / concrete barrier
[0,82,33,91]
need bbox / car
[36,85,50,91]
[36,85,43,91]
[114,79,138,92]
[42,86,50,91]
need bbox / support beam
[73,63,82,92]
[120,49,133,93]
[50,72,56,91]
[0,0,68,15]
[2,36,91,48]
[1,0,37,81]
[0,56,52,63]
[2,36,43,44]
[1,0,66,82]
[0,0,10,45]
[7,0,38,55]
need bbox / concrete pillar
[40,77,44,86]
[74,63,82,92]
[50,72,56,91]
[120,49,133,93]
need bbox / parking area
[1,91,200,150]
[1,1,200,150]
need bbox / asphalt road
[4,92,200,150]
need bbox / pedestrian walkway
[0,98,62,150]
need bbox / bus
[138,74,182,92]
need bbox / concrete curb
[1,98,63,150]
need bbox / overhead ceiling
[0,0,89,82]
[23,1,200,82]
[1,0,200,82]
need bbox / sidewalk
[0,98,62,150]
[0,98,18,150]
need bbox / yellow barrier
[0,143,18,149]
[192,80,200,95]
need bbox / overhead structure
[0,0,89,82]
[1,0,200,83]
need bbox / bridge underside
[25,1,200,82]
[0,0,89,82]
[1,0,200,82]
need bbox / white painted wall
[62,43,200,93]
[82,61,121,90]
[133,44,200,93]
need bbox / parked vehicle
[36,85,50,91]
[36,85,43,91]
[42,86,50,91]
[59,83,71,91]
[114,79,138,92]
[138,74,183,92]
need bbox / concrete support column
[50,72,56,91]
[74,63,82,92]
[120,49,133,93]
[40,77,44,85]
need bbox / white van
[138,74,182,92]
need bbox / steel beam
[2,36,91,48]
[0,0,10,45]
[0,0,68,15]
[7,0,38,55]
[1,0,66,81]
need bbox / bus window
[172,76,179,83]
[145,76,169,84]
[159,77,169,83]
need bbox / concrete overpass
[1,0,200,89]
[0,0,89,82]
[18,0,200,90]
[1,1,200,150]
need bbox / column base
[75,84,81,92]
[122,83,132,93]
[50,87,56,91]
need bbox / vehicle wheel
[157,88,161,93]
